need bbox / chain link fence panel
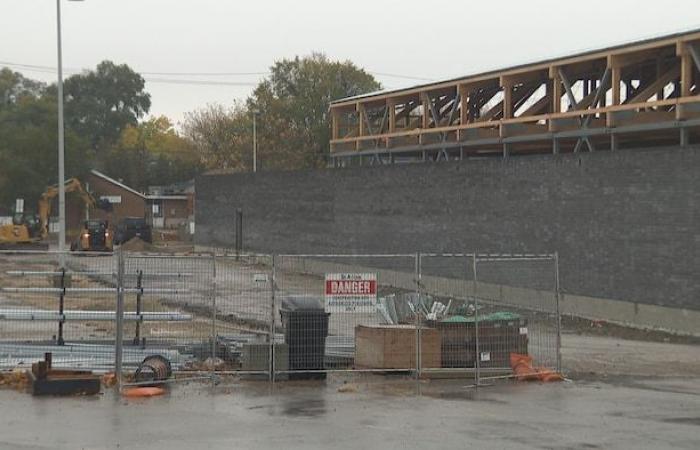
[1,249,561,386]
[212,254,273,377]
[275,254,419,378]
[120,254,215,373]
[473,253,560,382]
[418,254,478,382]
[0,250,118,371]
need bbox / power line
[367,71,434,81]
[0,61,266,78]
[144,78,257,86]
[140,70,267,77]
[0,62,258,86]
[1,59,433,84]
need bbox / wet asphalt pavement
[1,374,699,450]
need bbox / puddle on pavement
[661,417,700,426]
[280,398,327,417]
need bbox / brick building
[60,170,192,234]
[147,180,194,230]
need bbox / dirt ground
[563,333,700,379]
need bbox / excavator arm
[37,178,97,239]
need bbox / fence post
[115,248,125,389]
[269,254,276,383]
[133,269,143,346]
[57,267,66,346]
[472,252,480,386]
[235,209,243,261]
[211,253,218,371]
[554,251,562,373]
[414,252,421,380]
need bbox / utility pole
[252,109,260,172]
[55,0,84,252]
[56,0,66,252]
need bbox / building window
[100,195,122,204]
[152,201,163,217]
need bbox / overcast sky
[2,0,700,126]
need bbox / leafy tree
[0,64,201,211]
[249,53,380,169]
[0,68,45,107]
[184,54,380,171]
[101,116,203,190]
[182,103,253,171]
[61,60,151,151]
[0,93,90,209]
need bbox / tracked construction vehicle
[0,178,112,251]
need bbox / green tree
[61,60,151,151]
[0,92,90,209]
[102,116,202,190]
[250,53,380,169]
[184,54,380,171]
[182,103,252,171]
[0,68,45,107]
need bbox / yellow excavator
[0,178,112,251]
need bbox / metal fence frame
[0,249,561,388]
[470,252,561,382]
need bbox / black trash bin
[280,296,330,380]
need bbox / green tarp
[441,311,521,323]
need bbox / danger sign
[324,273,377,312]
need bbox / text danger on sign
[325,280,376,295]
[324,273,378,313]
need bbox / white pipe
[0,310,192,321]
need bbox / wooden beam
[460,79,500,95]
[557,68,578,109]
[501,71,548,87]
[377,106,389,134]
[459,84,469,125]
[388,99,396,133]
[330,30,700,109]
[656,58,665,100]
[611,67,621,105]
[679,52,693,119]
[552,73,562,114]
[608,66,621,127]
[331,109,339,140]
[444,92,460,126]
[479,100,503,122]
[394,101,418,124]
[575,90,599,110]
[357,103,367,136]
[680,53,693,97]
[330,96,700,145]
[627,65,680,104]
[550,70,562,132]
[519,93,551,117]
[502,83,513,119]
[608,49,662,69]
[479,83,537,122]
[421,94,430,128]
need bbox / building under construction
[329,29,700,165]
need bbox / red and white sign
[324,273,377,312]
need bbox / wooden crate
[355,325,441,369]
